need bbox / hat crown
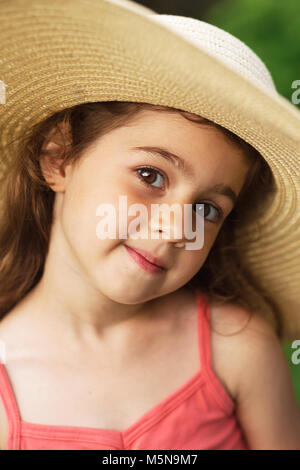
[149,14,277,96]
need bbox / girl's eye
[192,202,223,223]
[136,166,165,189]
[135,166,223,223]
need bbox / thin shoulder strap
[195,289,235,415]
[0,361,21,450]
[195,289,211,374]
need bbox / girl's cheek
[185,249,206,267]
[114,175,142,199]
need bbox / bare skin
[0,288,250,449]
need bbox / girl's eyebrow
[130,145,191,175]
[130,145,238,206]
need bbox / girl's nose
[149,209,190,247]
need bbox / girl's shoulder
[209,297,278,344]
[178,286,271,338]
[0,303,35,450]
[0,313,13,450]
[174,287,274,403]
[208,296,281,407]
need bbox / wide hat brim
[0,0,299,342]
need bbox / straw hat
[0,0,299,342]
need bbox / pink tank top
[0,289,249,450]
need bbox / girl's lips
[124,245,165,274]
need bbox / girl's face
[49,109,250,305]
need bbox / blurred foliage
[137,0,222,17]
[204,0,300,101]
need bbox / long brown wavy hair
[0,101,283,338]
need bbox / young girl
[0,0,299,451]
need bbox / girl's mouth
[124,245,165,274]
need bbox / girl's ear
[40,121,73,192]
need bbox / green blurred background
[137,0,300,405]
